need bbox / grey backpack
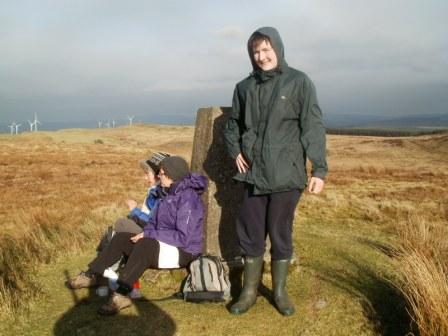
[182,255,231,302]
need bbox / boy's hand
[126,199,138,211]
[236,153,249,173]
[130,232,144,243]
[308,177,325,194]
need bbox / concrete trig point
[190,107,274,264]
[190,107,242,262]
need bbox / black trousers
[236,185,302,260]
[88,232,194,291]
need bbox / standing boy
[223,27,327,316]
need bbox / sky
[1,0,447,127]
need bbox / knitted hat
[160,156,189,181]
[140,152,170,175]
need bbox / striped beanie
[140,152,170,174]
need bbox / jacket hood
[247,26,288,72]
[170,173,207,195]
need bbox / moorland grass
[0,125,194,318]
[1,129,447,335]
[2,203,409,336]
[394,216,448,336]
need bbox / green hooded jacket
[223,27,328,195]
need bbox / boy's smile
[252,40,278,71]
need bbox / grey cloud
[1,0,447,127]
[213,26,245,40]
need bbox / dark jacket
[143,173,207,255]
[223,26,328,195]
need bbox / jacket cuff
[229,147,241,160]
[311,169,327,180]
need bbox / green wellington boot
[230,256,264,315]
[271,259,295,316]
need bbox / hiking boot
[272,259,295,316]
[98,292,132,315]
[67,271,97,289]
[230,256,263,315]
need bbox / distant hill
[0,114,195,134]
[3,112,447,134]
[324,113,448,130]
[366,114,448,129]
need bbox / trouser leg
[266,189,301,260]
[88,232,135,275]
[117,237,159,292]
[231,185,267,315]
[114,218,143,234]
[236,184,268,257]
[265,189,301,316]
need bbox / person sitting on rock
[95,151,170,299]
[68,156,207,315]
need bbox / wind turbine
[112,120,116,128]
[15,123,21,135]
[98,121,102,128]
[127,115,134,126]
[33,113,41,131]
[8,122,16,135]
[27,120,34,132]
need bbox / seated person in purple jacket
[95,151,169,299]
[68,156,207,315]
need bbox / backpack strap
[199,256,207,291]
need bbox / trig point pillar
[190,107,243,261]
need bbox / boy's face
[143,169,157,187]
[252,39,278,71]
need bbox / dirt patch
[382,139,404,147]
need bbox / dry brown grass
[398,250,448,336]
[1,127,447,334]
[0,125,194,315]
[394,215,448,336]
[325,133,448,336]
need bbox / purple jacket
[143,173,207,255]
